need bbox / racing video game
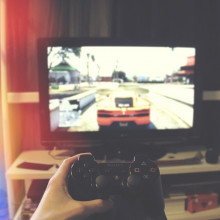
[47,46,195,132]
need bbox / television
[38,38,202,156]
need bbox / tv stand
[60,142,168,161]
[6,149,220,220]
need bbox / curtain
[113,0,197,42]
[6,0,113,92]
[4,0,113,150]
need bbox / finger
[55,152,92,179]
[80,199,114,216]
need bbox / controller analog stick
[95,175,114,189]
[127,174,143,190]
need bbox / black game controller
[67,154,166,219]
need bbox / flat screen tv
[38,38,201,151]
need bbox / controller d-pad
[78,154,95,161]
[71,159,97,180]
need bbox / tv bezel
[38,37,202,148]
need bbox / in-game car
[97,91,150,128]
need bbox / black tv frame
[38,37,202,150]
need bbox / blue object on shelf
[0,189,9,219]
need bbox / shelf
[165,193,220,220]
[166,206,220,220]
[14,195,220,220]
[6,150,64,180]
[13,197,25,220]
[6,150,220,220]
[6,150,220,180]
[7,92,39,103]
[158,151,220,175]
[203,90,220,101]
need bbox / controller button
[149,167,156,173]
[142,174,149,180]
[95,175,114,189]
[88,168,95,173]
[104,169,111,174]
[134,168,141,173]
[140,161,148,166]
[73,166,81,173]
[82,173,90,179]
[121,178,127,187]
[114,175,120,181]
[78,155,95,161]
[127,174,143,189]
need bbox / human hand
[31,153,114,220]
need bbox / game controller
[67,154,166,218]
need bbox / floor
[0,162,9,220]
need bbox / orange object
[186,193,218,213]
[97,108,150,126]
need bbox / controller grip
[141,175,165,217]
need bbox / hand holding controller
[67,154,166,218]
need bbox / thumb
[81,199,114,216]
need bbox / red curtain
[6,0,113,92]
[4,0,113,150]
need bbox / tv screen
[38,38,199,147]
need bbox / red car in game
[97,91,150,128]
